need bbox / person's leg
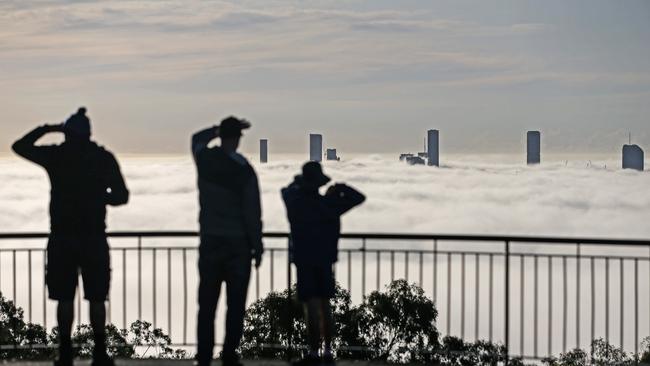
[320,299,334,355]
[56,301,74,362]
[47,236,77,363]
[305,298,323,357]
[197,240,223,366]
[222,241,251,364]
[80,236,111,362]
[89,302,107,358]
[317,264,336,361]
[296,264,322,361]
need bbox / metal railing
[1,231,649,362]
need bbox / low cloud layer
[1,155,648,239]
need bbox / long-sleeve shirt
[12,126,129,235]
[191,127,263,257]
[281,177,365,265]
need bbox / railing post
[287,236,293,361]
[138,236,142,322]
[576,243,581,350]
[361,238,366,297]
[505,241,510,366]
[28,250,32,323]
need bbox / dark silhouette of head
[300,161,331,191]
[64,107,91,142]
[219,116,250,153]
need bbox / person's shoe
[222,361,244,366]
[53,358,73,366]
[91,354,114,366]
[292,354,321,366]
[322,353,335,366]
[193,361,213,366]
[221,354,243,366]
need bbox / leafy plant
[439,336,506,366]
[240,284,359,359]
[0,291,55,360]
[356,279,440,363]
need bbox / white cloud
[1,155,648,239]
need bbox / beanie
[64,107,91,138]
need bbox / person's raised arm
[12,124,63,167]
[105,153,129,206]
[325,183,366,216]
[243,172,264,268]
[191,126,219,160]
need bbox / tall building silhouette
[326,148,339,161]
[259,139,268,163]
[527,131,541,165]
[309,134,322,162]
[622,144,644,171]
[427,130,439,167]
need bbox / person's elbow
[107,189,129,206]
[117,189,130,205]
[357,193,366,205]
[11,141,26,157]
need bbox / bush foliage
[0,292,186,361]
[3,282,650,364]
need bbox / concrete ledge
[2,360,384,366]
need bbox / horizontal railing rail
[2,231,649,246]
[1,231,649,365]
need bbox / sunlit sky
[1,0,649,155]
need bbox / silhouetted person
[281,162,365,366]
[192,117,263,366]
[12,107,129,366]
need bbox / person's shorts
[296,263,335,301]
[46,234,111,302]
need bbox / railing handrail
[0,231,648,246]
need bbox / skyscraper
[326,148,339,161]
[309,134,323,162]
[427,130,439,167]
[622,144,644,171]
[527,131,541,165]
[259,139,268,163]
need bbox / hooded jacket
[281,177,365,266]
[12,125,129,235]
[191,127,263,257]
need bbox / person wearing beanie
[191,116,264,366]
[281,162,365,366]
[12,107,129,366]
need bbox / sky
[1,0,649,155]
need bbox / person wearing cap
[281,162,365,366]
[12,107,129,366]
[191,116,264,366]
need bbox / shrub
[0,291,185,360]
[0,291,55,360]
[240,284,360,359]
[356,279,439,363]
[439,336,506,366]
